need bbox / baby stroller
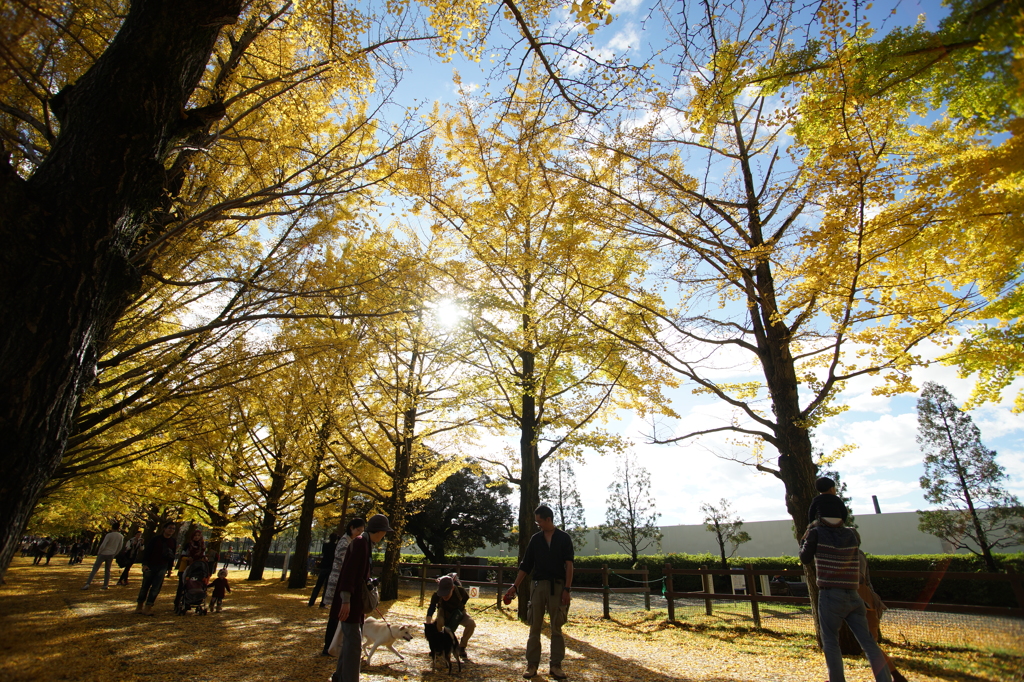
[175,560,210,615]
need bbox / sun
[431,298,465,329]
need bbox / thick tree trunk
[0,0,241,580]
[247,456,290,581]
[288,455,323,588]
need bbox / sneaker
[550,665,568,680]
[81,585,90,590]
[459,647,469,662]
[523,664,538,679]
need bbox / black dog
[423,622,461,674]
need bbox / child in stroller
[176,558,210,615]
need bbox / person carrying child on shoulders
[427,574,475,662]
[800,477,893,682]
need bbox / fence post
[419,560,428,607]
[745,564,761,629]
[642,564,650,611]
[702,565,713,616]
[496,563,504,610]
[1006,567,1024,609]
[664,563,675,623]
[602,563,610,619]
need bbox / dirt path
[1,558,1018,682]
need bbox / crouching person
[427,574,475,662]
[799,511,893,682]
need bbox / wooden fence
[662,564,1024,628]
[397,561,653,618]
[398,560,1024,629]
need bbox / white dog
[362,617,415,665]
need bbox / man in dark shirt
[136,521,178,615]
[308,533,339,607]
[502,505,574,680]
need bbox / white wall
[462,511,1023,558]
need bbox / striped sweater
[799,525,861,589]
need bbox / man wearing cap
[427,574,475,661]
[330,513,393,682]
[502,504,574,680]
[800,489,893,682]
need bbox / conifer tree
[916,382,1023,572]
[700,499,751,570]
[540,458,588,549]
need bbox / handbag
[361,579,380,613]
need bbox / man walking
[308,532,338,607]
[800,501,893,682]
[82,522,125,590]
[330,513,393,682]
[502,505,574,680]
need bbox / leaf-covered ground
[1,557,1020,682]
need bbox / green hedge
[396,552,1024,607]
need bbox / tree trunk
[0,0,242,581]
[516,348,541,621]
[288,454,323,588]
[207,493,232,573]
[380,406,416,601]
[247,456,290,580]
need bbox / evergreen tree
[540,459,588,549]
[699,499,751,570]
[916,382,1023,572]
[404,465,513,563]
[599,454,662,563]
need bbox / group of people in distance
[74,520,231,616]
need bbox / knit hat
[366,514,393,533]
[815,494,849,523]
[437,575,454,598]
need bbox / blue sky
[382,0,1022,527]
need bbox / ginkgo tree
[570,0,1018,541]
[401,75,675,620]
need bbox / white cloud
[613,0,645,13]
[836,413,920,469]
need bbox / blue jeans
[84,554,115,587]
[818,588,892,682]
[137,567,167,606]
